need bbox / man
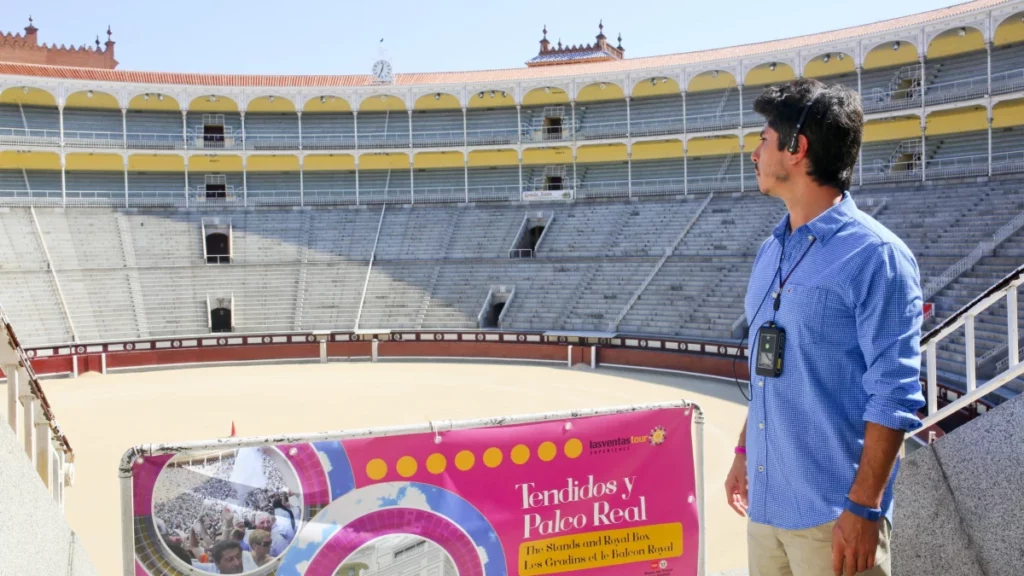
[209,539,245,574]
[724,78,925,576]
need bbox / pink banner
[132,404,699,576]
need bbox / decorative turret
[526,21,625,67]
[0,17,119,69]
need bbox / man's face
[216,547,244,574]
[751,125,791,197]
[256,515,273,530]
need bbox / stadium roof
[0,0,1013,87]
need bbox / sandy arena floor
[25,361,750,575]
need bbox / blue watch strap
[845,496,882,521]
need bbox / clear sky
[4,0,956,75]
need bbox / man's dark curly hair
[753,78,863,191]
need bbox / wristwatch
[844,496,882,522]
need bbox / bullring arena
[2,1,1024,575]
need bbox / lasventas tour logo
[589,426,667,454]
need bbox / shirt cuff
[863,397,923,432]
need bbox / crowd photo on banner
[151,447,301,573]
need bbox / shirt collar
[772,191,857,245]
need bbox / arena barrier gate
[120,400,706,576]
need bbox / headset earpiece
[788,92,821,155]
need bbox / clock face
[372,59,393,81]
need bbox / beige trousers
[748,519,891,576]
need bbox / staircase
[613,193,715,329]
[116,213,149,337]
[415,264,443,329]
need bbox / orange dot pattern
[364,439,581,481]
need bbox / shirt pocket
[780,282,844,344]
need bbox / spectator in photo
[248,529,274,567]
[210,540,244,574]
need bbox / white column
[682,91,687,136]
[739,141,745,193]
[989,113,994,177]
[299,156,305,206]
[625,96,631,137]
[570,101,576,144]
[355,157,360,206]
[516,105,522,145]
[920,55,927,183]
[242,155,248,206]
[58,103,65,146]
[123,155,129,208]
[462,106,468,147]
[738,83,744,129]
[353,110,359,151]
[60,154,67,207]
[240,111,246,151]
[21,391,36,465]
[181,110,188,149]
[683,141,689,195]
[988,41,993,177]
[121,107,127,148]
[35,412,51,485]
[410,159,415,205]
[408,109,414,149]
[517,153,523,196]
[572,151,578,198]
[297,111,303,151]
[183,156,190,208]
[464,158,469,203]
[857,66,862,96]
[5,364,19,436]
[627,150,633,198]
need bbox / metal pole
[355,158,360,206]
[123,156,129,208]
[464,158,469,203]
[920,56,927,183]
[625,96,631,138]
[1009,287,1020,367]
[60,154,67,207]
[184,158,189,208]
[119,449,137,576]
[299,157,304,207]
[694,404,707,576]
[627,151,633,198]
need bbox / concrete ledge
[0,423,97,576]
[893,446,983,576]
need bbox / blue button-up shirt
[744,192,925,530]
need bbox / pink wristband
[735,446,747,455]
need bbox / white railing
[631,177,688,197]
[996,341,1024,372]
[358,187,412,204]
[465,127,519,146]
[575,179,630,199]
[686,110,741,132]
[125,191,186,207]
[357,131,410,148]
[918,264,1024,438]
[0,127,61,146]
[62,130,124,148]
[125,132,185,150]
[991,68,1024,95]
[466,184,520,202]
[630,116,684,137]
[410,129,464,147]
[575,120,629,140]
[687,174,742,193]
[925,153,990,178]
[408,186,465,204]
[185,132,243,150]
[244,133,301,149]
[924,74,989,106]
[302,133,357,149]
[861,160,921,184]
[521,124,574,143]
[862,87,921,113]
[303,189,358,205]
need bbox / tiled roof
[0,0,1011,88]
[526,49,615,64]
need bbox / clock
[371,59,393,83]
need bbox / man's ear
[788,134,810,165]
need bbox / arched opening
[206,232,230,264]
[211,307,232,332]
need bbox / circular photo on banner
[334,535,457,576]
[152,446,304,574]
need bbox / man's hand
[724,454,748,517]
[832,511,880,575]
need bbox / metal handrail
[918,264,1024,435]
